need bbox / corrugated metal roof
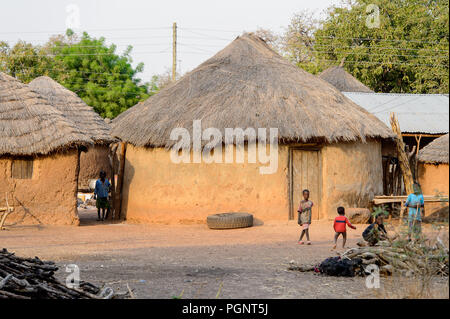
[343,92,449,134]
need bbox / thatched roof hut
[0,72,92,156]
[29,76,114,144]
[111,33,393,224]
[418,134,449,164]
[112,33,391,146]
[319,66,373,93]
[0,72,93,226]
[417,134,449,206]
[28,76,116,190]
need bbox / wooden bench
[371,195,449,220]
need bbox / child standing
[297,189,313,245]
[332,207,356,249]
[94,170,111,221]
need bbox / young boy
[94,171,110,221]
[332,207,356,249]
[297,189,313,245]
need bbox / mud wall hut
[418,133,449,196]
[29,76,115,191]
[112,33,394,224]
[0,72,92,225]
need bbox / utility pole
[172,22,177,82]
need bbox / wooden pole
[390,112,414,196]
[107,143,118,220]
[414,134,422,182]
[172,22,177,82]
[116,142,127,220]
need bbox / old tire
[206,213,253,229]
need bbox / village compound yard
[0,0,449,305]
[1,209,448,299]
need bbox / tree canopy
[314,0,449,93]
[261,0,449,93]
[0,30,150,118]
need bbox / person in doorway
[362,213,388,246]
[332,207,356,250]
[403,183,425,241]
[93,170,110,221]
[297,189,313,245]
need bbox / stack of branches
[0,248,127,299]
[339,239,449,277]
[288,239,449,277]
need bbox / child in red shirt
[332,207,356,250]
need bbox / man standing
[403,183,425,241]
[94,171,110,221]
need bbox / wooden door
[291,149,321,220]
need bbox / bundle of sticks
[0,248,125,299]
[338,240,449,277]
[288,239,449,277]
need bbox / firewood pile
[0,248,127,299]
[288,239,449,277]
[339,240,449,277]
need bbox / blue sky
[0,0,340,82]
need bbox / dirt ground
[0,208,448,299]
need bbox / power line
[4,49,172,57]
[366,96,404,112]
[0,26,172,35]
[314,58,440,68]
[181,27,242,33]
[180,28,237,41]
[314,35,448,45]
[312,43,449,53]
[372,96,427,114]
[311,50,447,59]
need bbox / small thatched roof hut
[319,66,373,93]
[417,134,449,212]
[28,76,114,144]
[0,72,92,225]
[112,33,394,224]
[29,76,116,190]
[0,73,92,155]
[418,134,449,164]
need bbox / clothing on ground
[94,179,111,198]
[333,215,356,233]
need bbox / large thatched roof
[319,66,373,93]
[0,72,93,156]
[418,134,449,164]
[29,76,115,144]
[112,33,393,148]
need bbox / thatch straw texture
[29,76,115,144]
[418,134,449,164]
[319,66,373,93]
[112,33,393,147]
[0,72,93,156]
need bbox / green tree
[280,10,323,74]
[313,0,449,93]
[0,29,151,118]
